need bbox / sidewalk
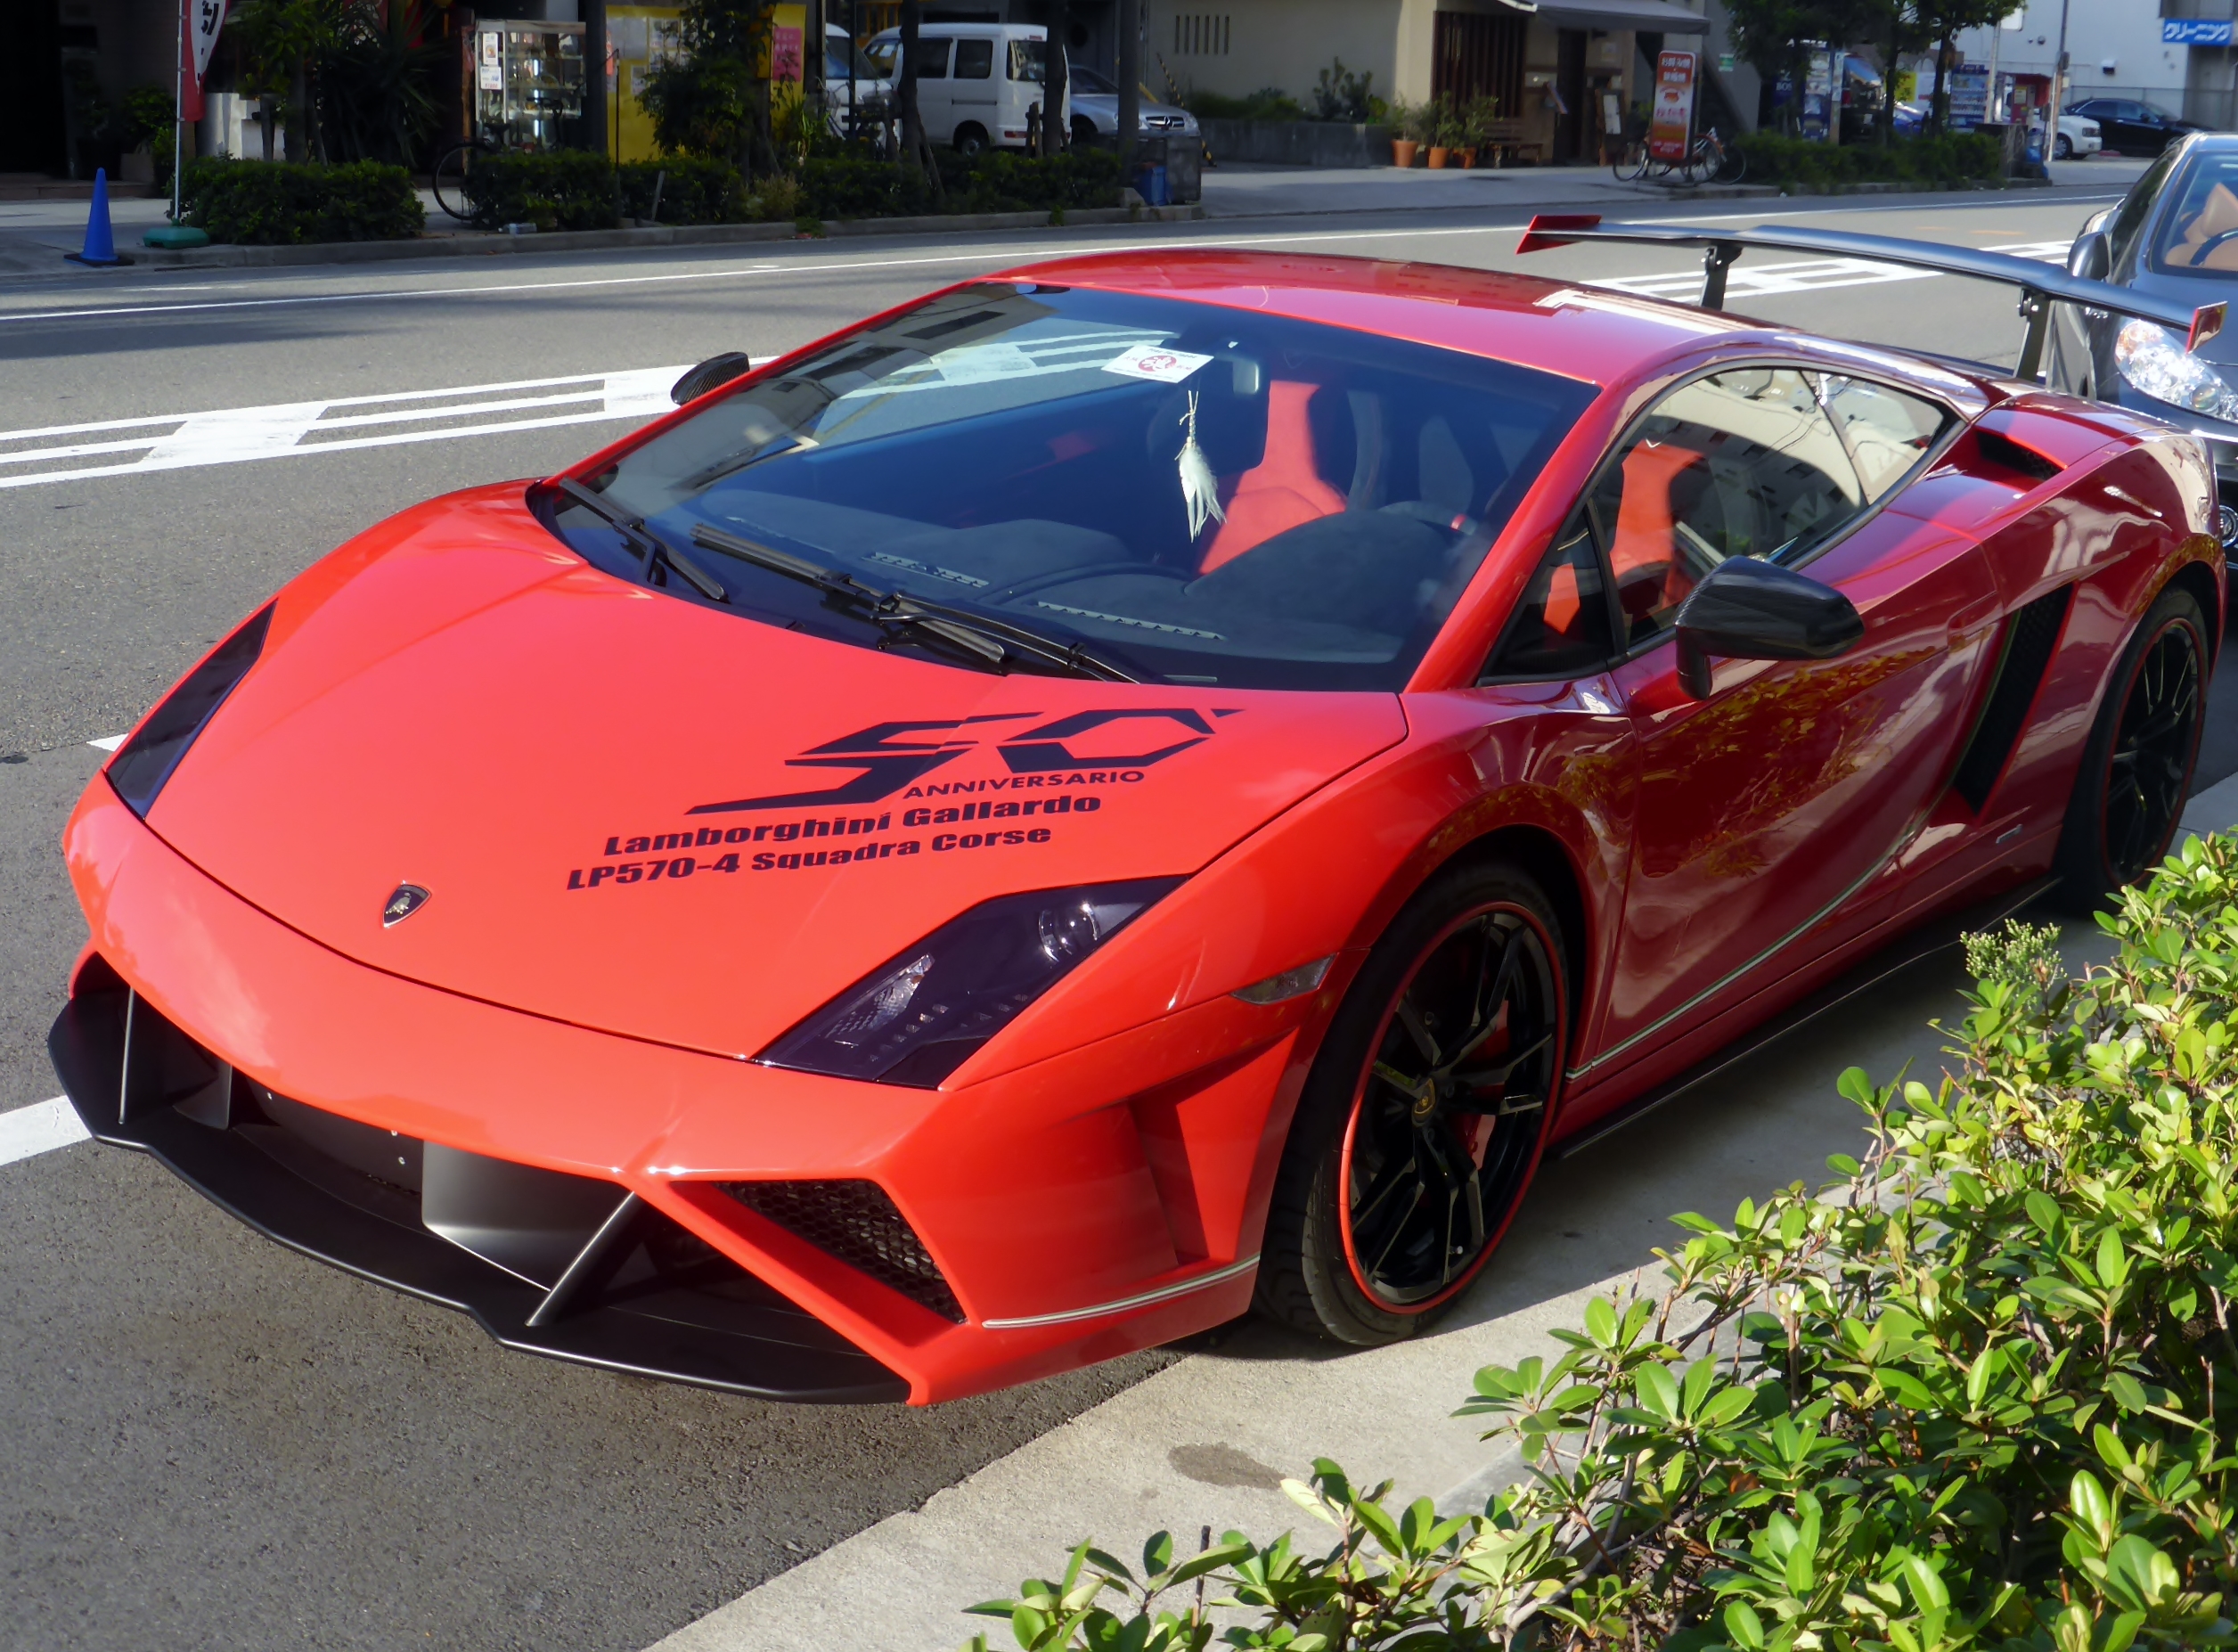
[645,771,2238,1652]
[0,152,2148,281]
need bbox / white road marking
[1597,239,2072,301]
[0,203,2124,330]
[87,734,125,750]
[0,1098,89,1167]
[0,365,689,492]
[0,235,2087,495]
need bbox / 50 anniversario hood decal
[567,707,1238,893]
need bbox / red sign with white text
[1649,50,1697,161]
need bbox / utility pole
[583,0,609,157]
[2050,0,2071,136]
[1115,0,1139,176]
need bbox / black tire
[953,124,988,158]
[430,140,482,222]
[1071,115,1099,149]
[1254,859,1566,1345]
[2054,134,2073,160]
[2054,584,2209,910]
[1716,143,1747,184]
[1611,143,1649,183]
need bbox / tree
[1040,0,1070,155]
[639,0,782,176]
[1915,0,2008,133]
[894,0,943,194]
[1723,0,1882,137]
[230,0,345,160]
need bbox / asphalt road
[3,180,2232,1652]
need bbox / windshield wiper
[689,523,1138,682]
[555,478,731,603]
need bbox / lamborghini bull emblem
[381,883,431,927]
[688,707,1238,815]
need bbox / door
[913,37,955,141]
[951,34,999,138]
[1555,29,1587,161]
[1581,366,1997,1073]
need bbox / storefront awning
[1495,0,1712,34]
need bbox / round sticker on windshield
[1102,344,1213,384]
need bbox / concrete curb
[638,775,2238,1652]
[125,202,1206,271]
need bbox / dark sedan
[2066,97,2204,156]
[2063,133,2238,539]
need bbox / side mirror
[2069,229,2111,282]
[671,352,756,406]
[1673,557,1866,699]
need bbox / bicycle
[1681,126,1747,185]
[430,135,498,223]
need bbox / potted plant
[1463,94,1499,167]
[1426,97,1462,168]
[1388,98,1423,168]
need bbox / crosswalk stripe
[0,1099,90,1168]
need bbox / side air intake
[723,1181,966,1323]
[1950,584,2073,813]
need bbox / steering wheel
[2194,227,2238,264]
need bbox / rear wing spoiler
[1515,215,2228,380]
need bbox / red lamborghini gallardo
[49,224,2225,1404]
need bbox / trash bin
[1131,135,1171,206]
[1164,133,1203,203]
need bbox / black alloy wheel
[1341,904,1558,1308]
[1256,860,1565,1345]
[2056,585,2209,907]
[2102,614,2204,881]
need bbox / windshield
[863,37,897,75]
[828,35,881,78]
[2151,152,2238,274]
[557,285,1591,691]
[1008,38,1046,81]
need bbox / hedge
[468,150,1123,232]
[180,158,424,245]
[1740,131,2005,191]
[967,832,2238,1649]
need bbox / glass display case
[472,20,586,150]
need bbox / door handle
[1948,594,1998,641]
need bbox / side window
[1821,377,1951,500]
[1585,366,1864,649]
[2109,148,2179,269]
[954,37,994,78]
[915,38,951,77]
[1483,516,1616,680]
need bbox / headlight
[107,604,274,817]
[2114,319,2238,421]
[759,878,1181,1087]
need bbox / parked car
[2065,97,2203,156]
[2062,132,2238,531]
[49,232,2221,1404]
[864,21,1066,155]
[2053,112,2103,160]
[820,22,892,138]
[1063,63,1199,151]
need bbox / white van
[864,22,1067,156]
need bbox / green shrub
[461,150,621,232]
[181,157,424,244]
[617,157,751,225]
[1739,130,2005,191]
[798,150,1123,222]
[1183,86,1305,122]
[966,832,2238,1649]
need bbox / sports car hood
[129,487,1406,1059]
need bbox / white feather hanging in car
[1176,390,1226,540]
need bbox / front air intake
[723,1180,965,1322]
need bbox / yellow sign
[608,4,683,160]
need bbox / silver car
[1065,65,1199,149]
